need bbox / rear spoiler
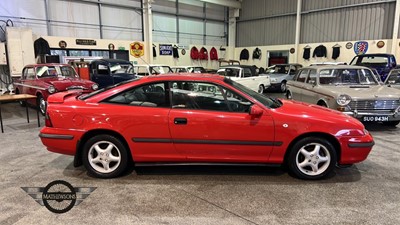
[47,90,82,103]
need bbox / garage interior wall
[0,0,228,75]
[235,0,399,68]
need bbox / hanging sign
[354,41,368,55]
[76,39,96,45]
[130,42,144,58]
[159,44,173,55]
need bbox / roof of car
[25,63,71,67]
[303,65,370,70]
[140,73,225,81]
[92,59,131,64]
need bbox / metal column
[294,0,302,63]
[392,0,400,55]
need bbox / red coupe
[39,74,374,179]
[14,64,98,115]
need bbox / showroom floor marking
[175,187,260,225]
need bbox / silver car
[287,65,400,126]
[265,64,302,92]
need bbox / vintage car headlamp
[48,85,56,94]
[337,94,351,106]
[92,83,99,90]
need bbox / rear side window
[103,82,168,107]
[296,70,309,83]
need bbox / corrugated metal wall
[237,0,396,47]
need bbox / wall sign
[159,44,173,55]
[354,41,368,55]
[76,39,97,45]
[376,41,385,48]
[345,42,353,49]
[59,40,67,49]
[130,42,144,58]
[108,43,115,51]
[289,48,295,54]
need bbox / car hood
[42,78,95,91]
[320,85,400,100]
[274,99,363,129]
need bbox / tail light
[45,112,53,127]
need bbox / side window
[296,69,309,83]
[243,68,252,77]
[26,68,35,79]
[307,69,317,84]
[103,82,167,107]
[170,81,252,112]
[97,64,109,75]
[217,70,226,76]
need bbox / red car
[14,64,98,115]
[39,74,374,179]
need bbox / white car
[217,66,270,93]
[133,65,172,77]
[171,66,207,73]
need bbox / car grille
[348,100,400,110]
[66,86,86,90]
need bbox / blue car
[350,54,400,81]
[89,59,136,88]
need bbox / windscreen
[319,68,378,85]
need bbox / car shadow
[363,123,399,132]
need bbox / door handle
[174,118,187,125]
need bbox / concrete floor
[0,100,399,225]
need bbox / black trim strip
[348,141,375,148]
[135,162,282,167]
[132,138,283,146]
[39,133,74,140]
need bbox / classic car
[265,64,302,92]
[350,53,400,81]
[217,65,270,93]
[171,66,207,73]
[14,63,98,115]
[385,69,400,89]
[133,64,172,77]
[89,59,135,89]
[286,65,400,126]
[39,74,373,180]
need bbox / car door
[301,69,319,104]
[168,81,275,162]
[101,81,184,161]
[288,69,309,101]
[236,68,259,91]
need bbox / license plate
[362,116,389,122]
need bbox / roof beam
[199,0,241,9]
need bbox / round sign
[42,180,76,214]
[289,48,295,54]
[181,49,186,55]
[376,41,385,48]
[345,42,353,49]
[108,43,115,50]
[59,40,67,49]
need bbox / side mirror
[249,105,264,117]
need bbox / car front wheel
[82,134,129,178]
[37,95,46,115]
[258,84,265,94]
[288,137,337,180]
[280,81,287,92]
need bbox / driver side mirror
[249,104,263,117]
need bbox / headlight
[48,85,56,94]
[337,94,351,106]
[92,83,99,90]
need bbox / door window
[296,70,309,83]
[243,68,252,77]
[103,82,168,107]
[26,68,35,79]
[171,81,252,112]
[307,69,317,84]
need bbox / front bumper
[337,133,374,164]
[342,110,400,122]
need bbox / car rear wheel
[280,81,287,93]
[82,135,128,178]
[37,94,46,115]
[382,121,400,127]
[288,137,337,180]
[258,84,264,94]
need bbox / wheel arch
[74,129,133,167]
[283,132,341,166]
[317,98,329,107]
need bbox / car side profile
[39,74,374,180]
[265,64,302,92]
[14,63,98,115]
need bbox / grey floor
[0,100,399,225]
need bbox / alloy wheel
[295,143,331,176]
[88,141,122,174]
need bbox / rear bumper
[39,127,85,155]
[338,134,374,164]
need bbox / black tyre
[286,90,292,99]
[280,81,287,93]
[82,134,129,178]
[382,121,400,127]
[37,94,46,116]
[288,137,337,180]
[258,84,265,94]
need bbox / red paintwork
[14,64,96,105]
[39,74,373,165]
